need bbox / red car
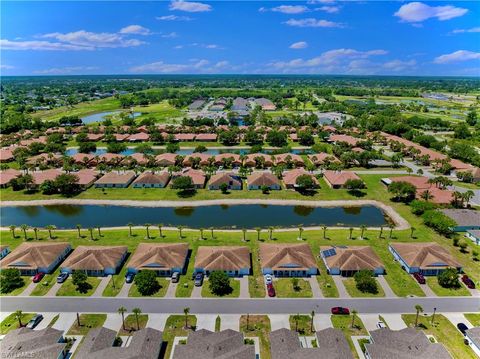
[267,283,276,297]
[32,273,45,283]
[462,275,475,289]
[331,307,350,315]
[413,272,425,284]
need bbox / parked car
[457,323,468,335]
[376,321,387,329]
[266,283,276,297]
[331,307,350,315]
[194,273,204,286]
[462,275,475,289]
[171,272,180,283]
[264,274,273,285]
[32,273,45,283]
[56,272,69,283]
[125,272,135,284]
[26,314,43,329]
[413,272,425,284]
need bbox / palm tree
[351,309,358,328]
[9,225,16,239]
[255,227,261,241]
[132,307,142,330]
[293,313,300,332]
[88,227,94,240]
[322,226,327,239]
[33,227,38,240]
[310,310,315,333]
[118,306,127,330]
[410,227,416,238]
[145,223,151,239]
[183,307,190,328]
[268,226,274,240]
[242,229,247,242]
[463,190,475,207]
[298,226,304,240]
[158,223,164,238]
[348,227,353,240]
[178,225,184,239]
[127,222,134,237]
[360,225,367,239]
[199,228,204,240]
[210,227,214,239]
[414,305,423,327]
[379,226,383,239]
[20,224,29,240]
[96,226,102,237]
[76,224,82,238]
[46,225,56,239]
[14,310,23,327]
[388,224,394,239]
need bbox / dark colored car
[171,272,180,283]
[462,275,475,289]
[413,272,426,284]
[331,307,350,315]
[26,314,43,329]
[125,272,135,284]
[457,323,468,335]
[32,273,45,283]
[266,283,276,297]
[194,273,204,287]
[56,272,69,283]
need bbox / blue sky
[1,1,479,76]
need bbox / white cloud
[0,64,15,69]
[169,1,211,13]
[290,41,308,49]
[130,59,223,73]
[161,32,178,38]
[284,18,343,28]
[382,59,417,71]
[33,66,99,75]
[451,27,480,34]
[317,6,340,13]
[307,0,336,4]
[272,5,309,14]
[0,39,94,51]
[156,15,192,21]
[394,2,468,23]
[434,50,480,64]
[41,30,145,48]
[119,25,151,35]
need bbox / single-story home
[247,172,281,190]
[73,169,100,189]
[323,170,362,189]
[0,242,71,275]
[259,243,318,277]
[94,171,136,188]
[0,147,15,162]
[254,98,276,111]
[0,169,21,188]
[31,169,62,188]
[132,171,170,188]
[207,172,242,190]
[321,246,385,276]
[283,168,319,189]
[155,153,178,167]
[389,242,462,276]
[126,153,150,166]
[215,153,242,167]
[328,134,359,147]
[128,132,150,142]
[440,209,480,231]
[60,245,127,276]
[127,243,189,276]
[173,168,206,189]
[86,133,104,141]
[466,230,480,246]
[465,327,480,357]
[194,246,251,277]
[97,153,124,165]
[308,153,340,167]
[195,133,217,142]
[183,153,211,167]
[71,153,96,166]
[274,153,304,167]
[0,245,10,260]
[244,153,274,168]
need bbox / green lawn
[240,315,271,359]
[343,278,386,297]
[31,269,60,296]
[67,314,107,335]
[316,261,339,297]
[118,314,148,335]
[425,277,471,297]
[0,312,35,334]
[274,278,313,298]
[56,277,101,296]
[402,314,477,359]
[289,315,315,336]
[215,315,221,331]
[464,313,480,327]
[128,278,169,297]
[201,278,240,298]
[4,277,30,296]
[102,267,127,297]
[163,315,197,359]
[331,314,368,359]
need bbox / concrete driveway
[444,313,474,329]
[165,281,177,298]
[238,277,249,298]
[34,312,58,331]
[269,315,291,330]
[377,276,397,298]
[21,281,37,296]
[196,314,217,331]
[313,314,332,330]
[46,281,63,296]
[51,313,76,332]
[308,277,323,298]
[104,313,123,331]
[92,276,111,297]
[332,276,350,298]
[220,314,241,331]
[191,284,202,298]
[146,314,169,331]
[117,282,132,297]
[418,282,437,297]
[359,314,380,332]
[381,314,407,330]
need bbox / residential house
[86,133,104,141]
[127,132,150,142]
[194,246,251,277]
[465,327,480,357]
[183,153,211,167]
[232,97,250,112]
[31,169,62,188]
[283,168,319,189]
[0,147,15,162]
[94,171,136,188]
[208,172,242,190]
[132,171,170,188]
[247,172,281,190]
[328,134,359,147]
[382,176,454,205]
[308,153,340,167]
[254,98,276,111]
[155,153,178,167]
[440,209,480,231]
[0,169,21,188]
[71,153,96,166]
[323,170,362,189]
[259,243,318,277]
[0,245,10,259]
[98,153,124,165]
[175,133,196,142]
[73,169,100,189]
[274,153,305,167]
[0,242,71,275]
[173,168,206,189]
[188,99,206,111]
[215,153,242,167]
[321,246,385,276]
[127,243,189,276]
[195,133,217,142]
[244,153,274,168]
[125,152,150,166]
[60,245,127,276]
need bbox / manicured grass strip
[215,315,221,332]
[201,278,240,298]
[56,277,101,297]
[402,314,477,359]
[118,314,148,336]
[464,313,480,327]
[31,270,60,296]
[128,278,169,297]
[316,260,339,298]
[249,243,266,298]
[102,267,127,297]
[240,315,271,359]
[163,315,197,359]
[289,315,315,336]
[331,314,368,359]
[343,278,385,297]
[274,278,312,298]
[0,313,35,335]
[67,314,107,335]
[48,314,60,328]
[426,278,471,297]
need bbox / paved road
[2,297,478,315]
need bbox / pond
[81,111,141,124]
[0,204,388,229]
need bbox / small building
[173,329,255,359]
[465,327,480,357]
[75,327,163,359]
[247,172,281,190]
[175,133,196,142]
[208,172,242,190]
[328,134,359,147]
[232,97,250,112]
[0,169,21,188]
[173,168,206,189]
[389,242,462,276]
[188,99,206,111]
[132,171,170,188]
[283,168,319,189]
[0,242,71,275]
[0,327,68,359]
[321,246,385,276]
[98,153,124,165]
[365,327,451,359]
[466,230,480,246]
[0,147,15,162]
[127,243,189,276]
[0,245,10,260]
[259,243,318,277]
[71,153,96,166]
[323,170,362,189]
[440,209,480,231]
[94,171,136,188]
[60,245,127,276]
[155,153,178,167]
[194,246,250,277]
[86,133,104,141]
[125,152,150,166]
[73,169,100,189]
[270,328,352,359]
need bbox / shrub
[410,200,436,215]
[354,270,378,294]
[134,270,160,296]
[0,268,25,294]
[437,268,461,289]
[208,271,232,296]
[422,210,456,236]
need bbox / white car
[264,274,273,285]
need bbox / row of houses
[0,241,463,278]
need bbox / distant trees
[266,130,288,147]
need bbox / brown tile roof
[127,243,188,271]
[195,133,217,141]
[0,242,70,271]
[274,153,304,166]
[94,171,136,185]
[195,246,250,271]
[175,168,206,186]
[329,134,359,146]
[31,169,62,185]
[128,133,150,142]
[390,242,461,270]
[0,169,21,186]
[73,169,99,186]
[98,153,124,163]
[321,246,384,271]
[155,153,178,166]
[126,153,150,165]
[245,153,274,166]
[283,168,319,186]
[208,172,242,187]
[183,153,212,166]
[388,176,431,190]
[71,153,96,164]
[416,188,454,205]
[215,153,242,164]
[323,170,361,186]
[132,171,170,185]
[247,172,280,187]
[0,147,15,161]
[259,243,317,271]
[86,133,104,141]
[175,133,196,141]
[61,245,127,271]
[308,153,339,165]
